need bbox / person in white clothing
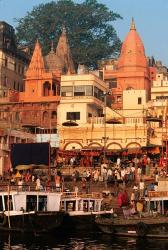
[36,177,41,191]
[139,179,144,198]
[116,157,121,167]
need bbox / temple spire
[55,26,75,74]
[26,40,45,78]
[130,17,136,30]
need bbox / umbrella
[15,171,21,178]
[62,120,78,127]
[106,118,122,124]
[32,164,49,169]
[15,165,33,171]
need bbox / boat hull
[0,211,64,232]
[62,213,96,230]
[96,216,168,238]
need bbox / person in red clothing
[55,175,61,191]
[118,191,123,208]
[118,189,129,208]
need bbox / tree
[15,0,122,69]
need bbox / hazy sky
[0,0,168,66]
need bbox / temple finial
[50,40,54,52]
[62,25,66,35]
[130,17,136,30]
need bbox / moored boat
[0,185,64,232]
[95,214,168,238]
[60,191,112,230]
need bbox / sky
[0,0,168,66]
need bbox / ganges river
[0,230,168,250]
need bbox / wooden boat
[0,185,64,232]
[95,214,168,238]
[60,191,111,230]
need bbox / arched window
[52,81,57,96]
[51,111,57,119]
[43,81,50,96]
[43,111,49,121]
[15,112,20,121]
[4,76,7,86]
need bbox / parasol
[15,171,21,178]
[15,165,33,171]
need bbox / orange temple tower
[104,18,151,109]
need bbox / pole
[48,142,51,182]
[103,93,107,163]
[166,100,168,172]
[7,184,11,229]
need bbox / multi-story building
[147,72,168,147]
[0,21,29,92]
[0,26,75,174]
[58,73,147,154]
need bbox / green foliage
[15,0,122,69]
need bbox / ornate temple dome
[117,18,148,72]
[44,27,75,74]
[44,43,65,73]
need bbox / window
[52,81,57,96]
[15,112,20,121]
[43,111,49,121]
[85,86,93,96]
[4,58,8,67]
[51,111,57,119]
[0,196,3,211]
[117,95,122,103]
[4,76,7,86]
[94,86,99,98]
[43,81,50,96]
[4,195,13,210]
[74,86,85,96]
[26,195,37,211]
[38,196,47,211]
[67,112,80,120]
[109,79,117,88]
[138,97,142,105]
[94,87,104,101]
[61,86,73,97]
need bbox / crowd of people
[3,154,167,198]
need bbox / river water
[1,230,168,250]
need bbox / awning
[80,147,103,156]
[81,147,103,151]
[127,148,142,155]
[106,149,124,155]
[146,116,162,122]
[58,149,80,156]
[15,165,33,171]
[142,145,161,154]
